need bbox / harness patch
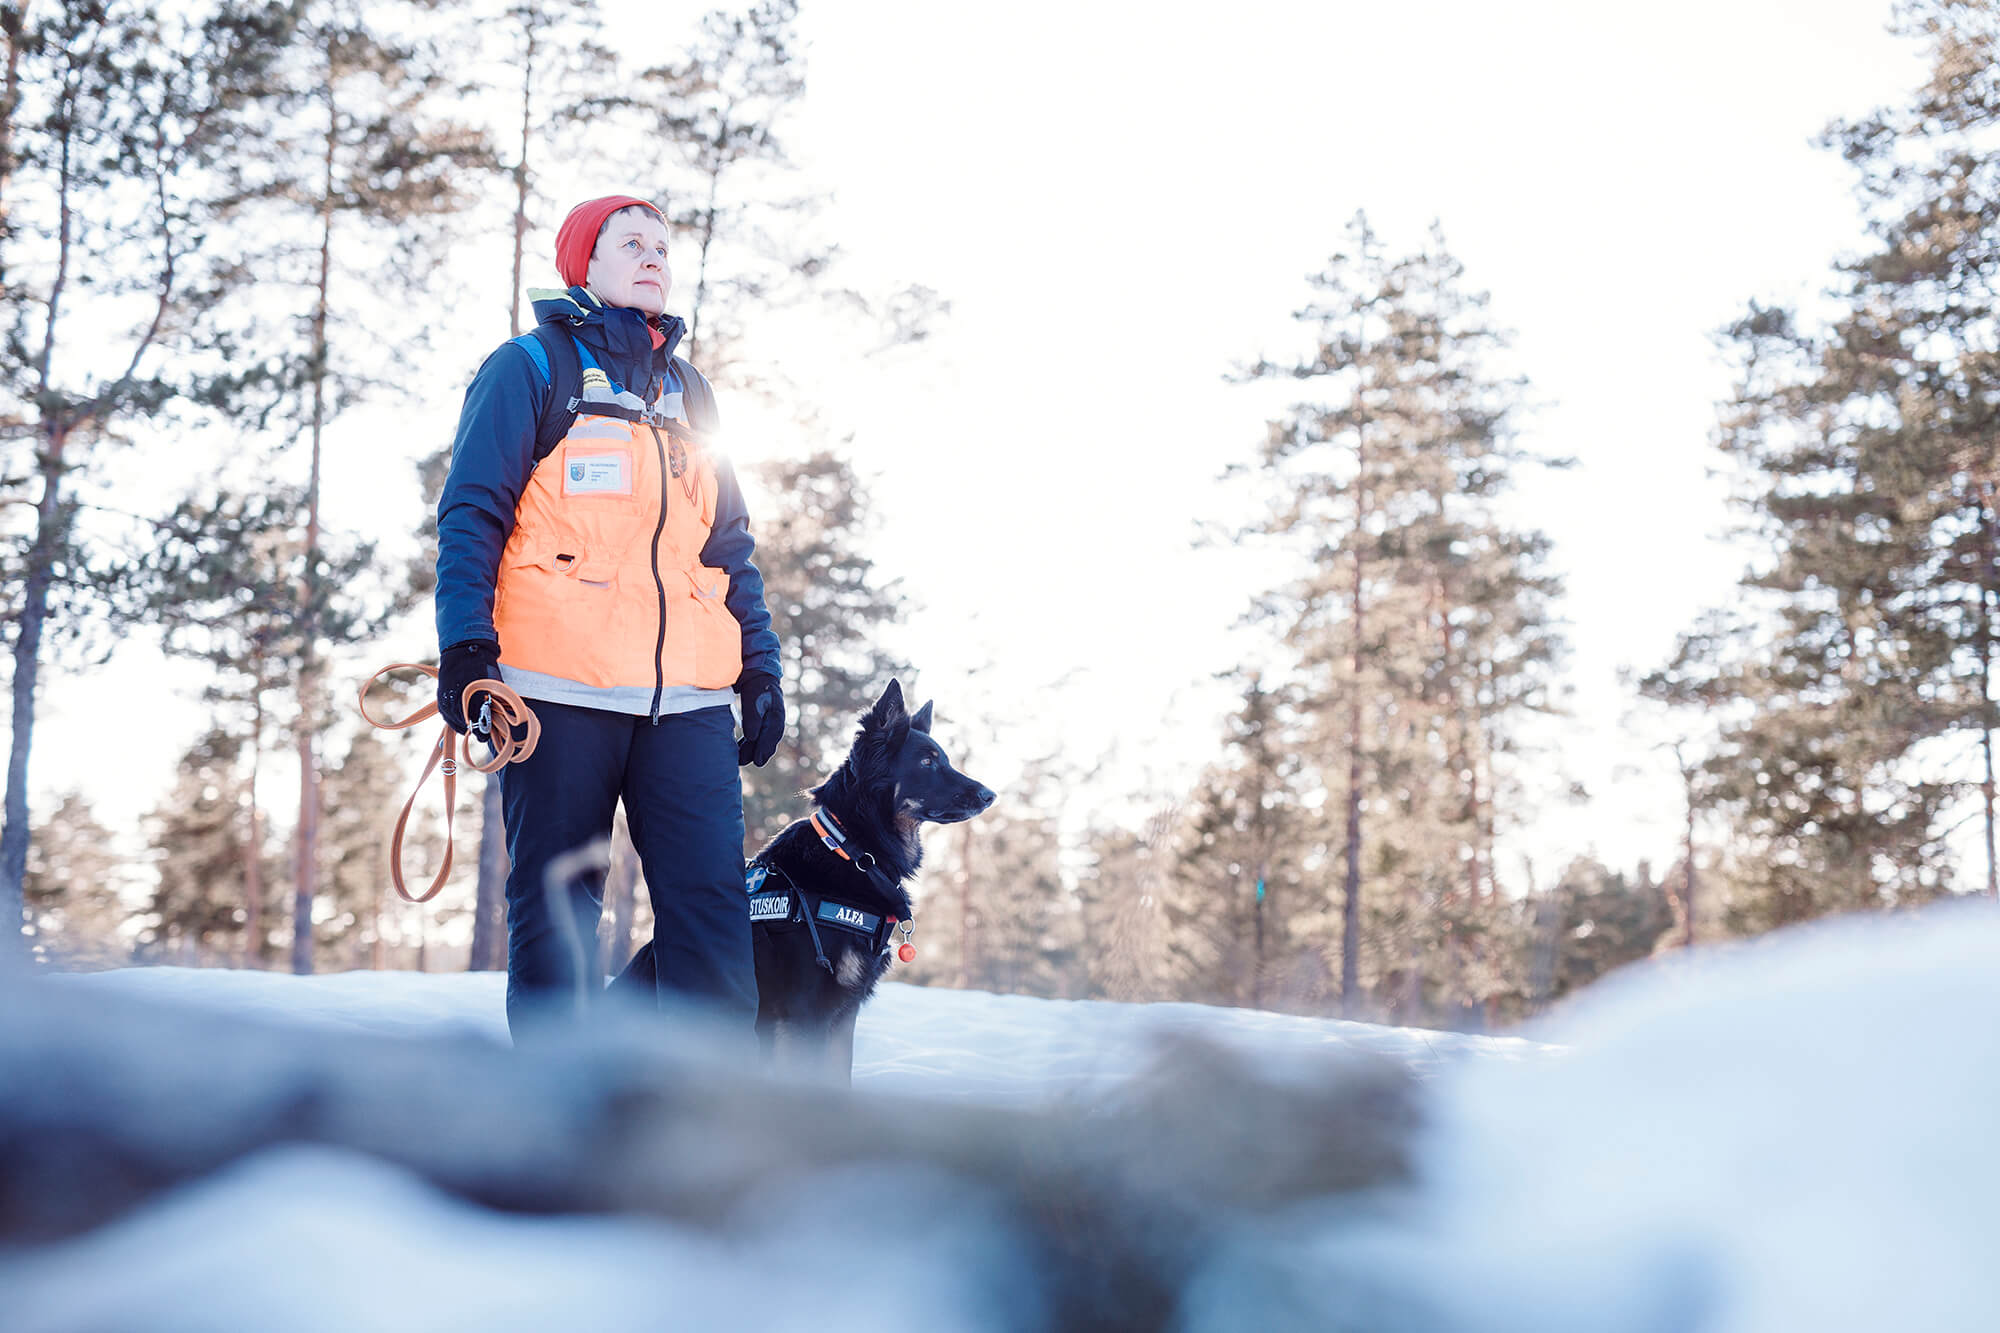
[562,450,631,495]
[816,900,881,936]
[749,892,793,923]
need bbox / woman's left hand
[736,671,786,767]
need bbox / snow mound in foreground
[1186,902,2000,1332]
[13,902,2000,1332]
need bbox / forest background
[5,0,1995,1030]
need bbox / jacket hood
[530,285,688,363]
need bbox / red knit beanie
[554,195,665,289]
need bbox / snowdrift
[3,903,1996,1332]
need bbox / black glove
[735,670,785,767]
[437,639,502,736]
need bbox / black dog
[614,679,993,1081]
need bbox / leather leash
[357,663,542,904]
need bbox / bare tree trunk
[1,434,64,963]
[686,139,724,361]
[1252,858,1266,1011]
[1524,857,1560,1014]
[1981,490,1998,900]
[508,24,534,338]
[0,2,24,240]
[1985,708,1998,901]
[469,776,507,970]
[292,75,336,976]
[1339,550,1364,1017]
[958,821,975,990]
[475,36,537,967]
[241,692,265,968]
[1671,742,1698,948]
[1398,932,1420,1023]
[0,80,80,964]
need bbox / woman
[433,194,784,1038]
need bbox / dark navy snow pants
[498,700,755,1038]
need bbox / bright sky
[23,0,1929,891]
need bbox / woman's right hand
[437,639,503,735]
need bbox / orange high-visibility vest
[492,364,742,713]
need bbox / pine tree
[1545,856,1673,1004]
[491,0,609,333]
[740,451,908,845]
[142,727,282,965]
[320,724,448,969]
[135,483,385,966]
[1073,797,1187,1004]
[1233,215,1563,1019]
[608,0,813,379]
[602,0,942,384]
[1157,674,1313,1010]
[946,760,1081,998]
[217,0,492,973]
[1645,2,2000,921]
[22,792,129,968]
[0,0,298,962]
[451,0,612,966]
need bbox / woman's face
[586,209,672,315]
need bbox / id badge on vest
[561,448,633,497]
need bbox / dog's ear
[864,679,907,733]
[911,700,933,734]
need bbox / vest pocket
[686,565,730,605]
[518,547,619,589]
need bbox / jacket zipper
[645,421,670,722]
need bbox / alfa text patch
[816,900,881,936]
[562,450,631,495]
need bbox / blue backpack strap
[511,330,550,383]
[518,324,585,463]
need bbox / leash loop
[358,662,543,904]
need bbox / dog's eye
[920,755,934,768]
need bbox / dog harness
[746,810,916,973]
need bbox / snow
[1186,902,2000,1332]
[9,902,2000,1330]
[59,968,1539,1104]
